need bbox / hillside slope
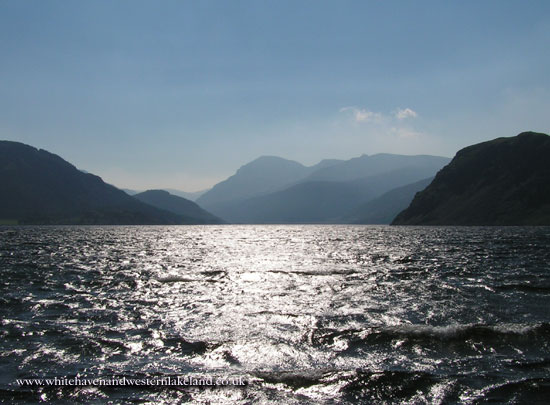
[392,132,550,225]
[0,141,185,224]
[134,190,224,224]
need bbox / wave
[255,368,550,403]
[466,377,550,404]
[156,275,220,283]
[156,272,224,283]
[310,322,550,347]
[266,269,358,276]
[156,276,202,283]
[161,337,216,355]
[254,369,348,390]
[495,283,550,293]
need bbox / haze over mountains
[393,132,550,225]
[2,132,548,226]
[197,154,450,223]
[1,139,450,225]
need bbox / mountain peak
[198,155,309,207]
[517,131,547,138]
[252,155,290,161]
[237,155,305,173]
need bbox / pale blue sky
[1,0,549,191]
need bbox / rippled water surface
[1,225,550,403]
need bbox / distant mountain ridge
[134,190,223,224]
[123,188,209,201]
[163,188,209,201]
[304,153,449,182]
[0,141,220,225]
[392,132,550,225]
[197,156,342,208]
[198,153,450,223]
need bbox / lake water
[1,225,550,404]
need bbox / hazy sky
[1,1,549,191]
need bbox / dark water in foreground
[1,225,550,404]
